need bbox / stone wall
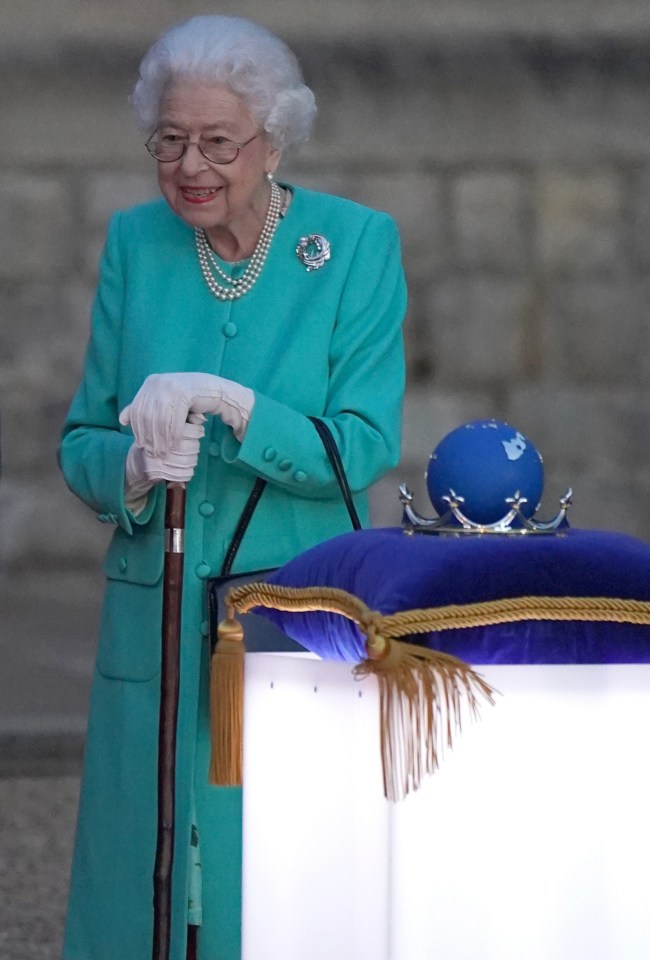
[1,3,649,577]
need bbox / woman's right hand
[119,372,254,457]
[124,415,205,510]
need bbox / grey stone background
[1,0,649,584]
[2,0,650,588]
[0,2,649,956]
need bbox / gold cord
[226,582,650,637]
[216,581,650,801]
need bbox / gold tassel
[354,624,496,802]
[208,616,245,786]
[215,582,498,801]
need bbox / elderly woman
[59,14,405,960]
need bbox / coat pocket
[96,530,165,682]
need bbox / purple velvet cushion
[256,527,650,665]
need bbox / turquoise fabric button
[195,562,211,580]
[278,459,292,471]
[118,557,128,573]
[222,321,237,338]
[199,501,215,517]
[208,442,220,458]
[294,470,308,482]
[200,620,210,638]
[263,447,277,462]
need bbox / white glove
[124,415,205,515]
[119,372,255,457]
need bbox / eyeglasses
[145,132,259,164]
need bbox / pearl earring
[266,172,274,182]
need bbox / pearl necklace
[194,180,282,302]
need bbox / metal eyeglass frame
[145,132,259,165]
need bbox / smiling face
[155,80,281,253]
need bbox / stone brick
[348,172,447,275]
[401,385,499,465]
[6,0,650,56]
[0,475,110,572]
[505,386,650,537]
[59,279,97,377]
[506,385,650,478]
[0,282,64,400]
[541,279,647,384]
[0,174,73,280]
[505,387,590,475]
[451,171,530,271]
[536,170,627,274]
[369,467,407,528]
[278,166,350,200]
[82,233,108,282]
[548,470,650,540]
[0,280,92,395]
[0,279,95,478]
[631,167,650,268]
[3,66,144,166]
[83,170,158,227]
[402,283,436,382]
[81,170,158,276]
[306,39,650,167]
[426,276,535,385]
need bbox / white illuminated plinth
[242,658,650,960]
[242,653,389,960]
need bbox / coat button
[200,620,210,638]
[263,447,277,462]
[195,562,211,579]
[223,321,238,338]
[294,470,308,482]
[118,557,128,573]
[199,501,215,517]
[208,442,220,458]
[278,459,292,471]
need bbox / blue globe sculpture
[426,420,544,525]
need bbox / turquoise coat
[59,184,406,960]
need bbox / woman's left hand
[119,372,255,457]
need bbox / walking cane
[153,480,186,960]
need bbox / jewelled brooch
[296,234,331,271]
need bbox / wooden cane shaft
[153,481,186,960]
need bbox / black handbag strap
[220,475,268,576]
[220,417,361,576]
[307,416,362,532]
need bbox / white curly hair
[131,15,317,150]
